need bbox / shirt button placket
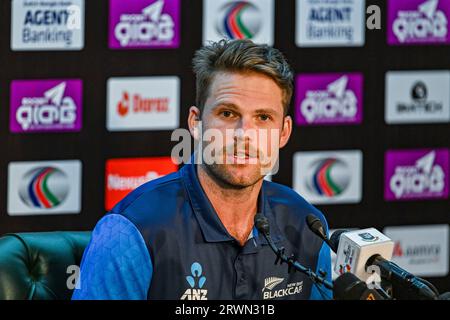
[234,254,247,299]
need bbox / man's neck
[196,164,263,246]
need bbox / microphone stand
[256,214,333,290]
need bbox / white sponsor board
[293,150,363,204]
[385,71,450,124]
[203,0,274,45]
[296,0,365,47]
[384,224,449,277]
[107,76,180,131]
[8,160,82,215]
[11,0,85,50]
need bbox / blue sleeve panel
[309,220,333,300]
[71,214,153,300]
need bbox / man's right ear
[188,106,201,140]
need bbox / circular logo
[216,1,261,40]
[19,167,69,209]
[306,158,350,197]
[411,81,428,103]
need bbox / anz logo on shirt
[180,262,208,300]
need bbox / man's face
[189,71,292,188]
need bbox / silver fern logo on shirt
[262,276,303,299]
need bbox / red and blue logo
[19,167,69,209]
[308,158,350,197]
[217,1,260,40]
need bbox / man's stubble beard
[201,161,264,190]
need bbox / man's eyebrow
[211,102,240,110]
[254,108,279,115]
[211,104,280,115]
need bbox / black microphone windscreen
[439,292,450,300]
[306,214,327,240]
[329,229,348,253]
[333,272,367,300]
[254,213,270,235]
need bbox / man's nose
[236,115,256,131]
[233,117,258,145]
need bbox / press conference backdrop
[0,0,449,292]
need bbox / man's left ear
[279,115,293,149]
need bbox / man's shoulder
[109,170,185,224]
[264,179,316,210]
[264,180,328,227]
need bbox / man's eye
[259,114,271,121]
[222,111,233,117]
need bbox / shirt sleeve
[309,219,332,300]
[72,214,153,300]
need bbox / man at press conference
[72,39,332,300]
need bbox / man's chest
[147,240,313,300]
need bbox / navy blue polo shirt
[72,158,332,300]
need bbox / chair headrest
[0,231,91,300]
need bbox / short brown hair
[192,39,293,115]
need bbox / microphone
[329,230,348,253]
[254,213,271,237]
[333,272,386,300]
[438,292,450,300]
[305,214,348,254]
[305,216,391,281]
[332,228,394,281]
[332,227,438,300]
[366,254,438,300]
[305,216,391,299]
[305,215,440,300]
[306,214,336,252]
[254,213,333,290]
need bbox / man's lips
[234,150,250,158]
[224,151,259,163]
[226,146,258,158]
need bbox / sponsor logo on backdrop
[18,167,69,209]
[384,149,449,201]
[384,225,449,277]
[8,160,82,216]
[296,0,365,47]
[203,0,274,45]
[388,0,450,45]
[385,71,450,124]
[116,92,169,117]
[108,0,180,49]
[293,150,362,204]
[11,0,84,50]
[216,1,261,39]
[295,73,363,126]
[306,158,351,197]
[105,157,178,210]
[10,80,82,133]
[107,77,179,131]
